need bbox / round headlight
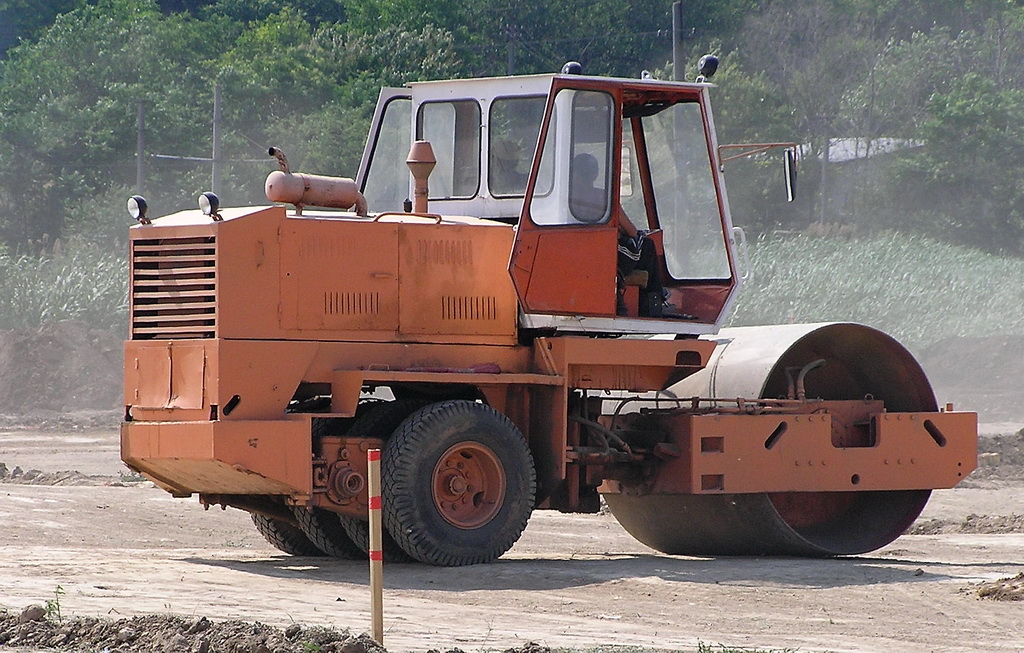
[127,195,149,224]
[697,54,719,81]
[198,192,220,216]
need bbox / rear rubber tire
[250,513,325,557]
[292,506,364,559]
[382,400,535,566]
[336,400,428,563]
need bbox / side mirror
[784,148,798,202]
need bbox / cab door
[509,80,621,317]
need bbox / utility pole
[506,25,516,76]
[149,84,257,196]
[136,101,145,195]
[212,84,223,195]
[672,1,684,81]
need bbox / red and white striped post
[367,448,384,645]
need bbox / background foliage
[3,0,1024,347]
[3,0,1024,252]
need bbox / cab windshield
[635,101,731,281]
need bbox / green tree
[0,0,233,243]
[710,57,801,233]
[889,74,1024,252]
[0,0,469,245]
[341,0,722,78]
[5,0,1024,256]
[840,7,1024,250]
[0,0,80,56]
[200,0,347,24]
[212,13,461,204]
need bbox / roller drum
[603,322,936,557]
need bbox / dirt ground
[0,324,1022,653]
[0,427,1022,653]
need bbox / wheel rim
[432,441,506,529]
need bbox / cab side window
[567,92,614,224]
[418,100,481,199]
[361,97,412,213]
[489,96,547,197]
[529,89,614,226]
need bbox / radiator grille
[131,236,216,339]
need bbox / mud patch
[0,410,121,430]
[918,335,1024,423]
[972,573,1024,601]
[971,432,1024,476]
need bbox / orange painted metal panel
[398,221,518,337]
[527,383,569,508]
[216,206,285,340]
[127,339,317,422]
[169,343,206,409]
[208,340,318,420]
[128,341,208,412]
[280,218,400,333]
[121,419,311,495]
[131,344,171,409]
[543,336,716,391]
[640,410,977,495]
[303,340,536,381]
[671,284,733,324]
[522,227,618,315]
[126,340,215,420]
[130,207,521,345]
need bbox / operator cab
[356,71,743,337]
[511,74,742,335]
[356,74,555,222]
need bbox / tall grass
[0,231,1021,350]
[728,233,1024,349]
[0,242,128,332]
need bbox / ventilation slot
[325,292,379,315]
[442,296,498,321]
[131,236,216,340]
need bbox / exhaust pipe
[264,147,368,217]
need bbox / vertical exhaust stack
[406,140,436,214]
